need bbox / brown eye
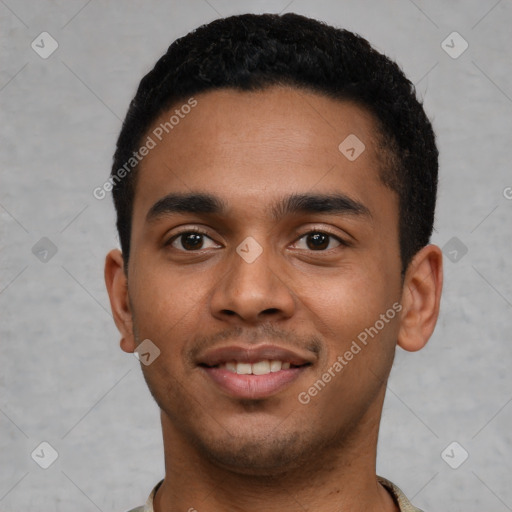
[293,231,344,251]
[179,233,204,250]
[306,232,330,250]
[168,231,219,251]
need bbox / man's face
[126,86,403,473]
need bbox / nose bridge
[210,234,295,322]
[230,235,278,297]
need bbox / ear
[397,244,443,352]
[104,249,136,353]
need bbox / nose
[210,239,296,325]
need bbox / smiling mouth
[196,343,315,399]
[200,360,311,375]
[199,359,312,400]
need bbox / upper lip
[197,344,315,367]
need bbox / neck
[153,395,398,512]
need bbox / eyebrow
[146,192,372,223]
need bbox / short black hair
[111,12,438,273]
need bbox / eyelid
[164,226,220,247]
[292,226,351,247]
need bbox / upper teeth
[220,360,291,375]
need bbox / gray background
[1,0,511,511]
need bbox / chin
[196,432,308,475]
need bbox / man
[104,12,443,512]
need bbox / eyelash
[165,227,349,252]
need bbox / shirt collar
[141,476,422,512]
[377,476,424,512]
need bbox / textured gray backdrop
[1,0,511,511]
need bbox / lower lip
[201,366,307,399]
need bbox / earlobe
[104,249,136,353]
[397,244,443,352]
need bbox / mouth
[197,345,314,399]
[201,359,304,374]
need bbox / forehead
[132,86,394,228]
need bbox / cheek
[297,275,399,423]
[296,266,395,341]
[128,262,208,350]
[296,266,400,400]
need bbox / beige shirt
[127,476,423,512]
